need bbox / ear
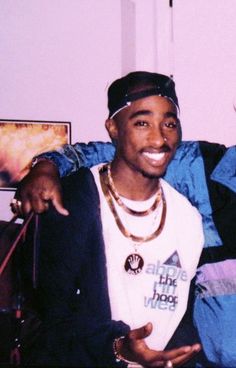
[105,118,118,141]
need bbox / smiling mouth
[142,151,166,162]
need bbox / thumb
[51,192,69,216]
[129,322,153,340]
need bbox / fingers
[129,322,153,340]
[13,170,69,216]
[51,193,69,216]
[26,191,68,216]
[171,344,201,367]
[11,160,68,216]
[28,194,49,214]
[39,188,69,216]
[117,323,152,363]
[148,344,201,367]
[13,188,69,217]
[21,199,33,216]
[168,343,201,361]
[10,198,24,218]
[118,324,201,368]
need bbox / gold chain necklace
[99,164,167,275]
[106,163,162,217]
[99,164,167,244]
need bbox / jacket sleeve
[35,141,116,177]
[193,142,236,367]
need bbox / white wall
[1,0,236,220]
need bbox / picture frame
[0,119,71,190]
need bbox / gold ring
[10,198,22,213]
[165,361,173,368]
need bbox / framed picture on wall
[0,119,71,191]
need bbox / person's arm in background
[37,141,116,177]
[13,140,218,216]
[16,140,197,216]
[16,142,115,216]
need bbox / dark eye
[163,121,178,129]
[134,120,148,127]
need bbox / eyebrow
[164,112,178,119]
[129,110,152,119]
[129,109,178,120]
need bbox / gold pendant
[124,253,144,275]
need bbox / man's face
[106,95,181,179]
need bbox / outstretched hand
[117,323,201,367]
[13,160,69,217]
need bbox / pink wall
[134,0,236,145]
[0,0,122,143]
[1,0,235,220]
[0,0,123,219]
[173,0,236,144]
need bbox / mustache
[141,144,171,153]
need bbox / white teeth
[143,152,165,161]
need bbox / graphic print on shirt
[124,253,144,274]
[144,251,188,312]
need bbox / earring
[164,137,167,142]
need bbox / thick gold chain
[99,164,166,243]
[106,163,161,217]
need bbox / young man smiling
[106,94,180,188]
[19,72,204,367]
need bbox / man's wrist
[30,157,60,179]
[113,336,137,365]
[31,157,57,169]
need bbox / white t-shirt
[91,165,204,350]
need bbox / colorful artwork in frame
[0,119,71,190]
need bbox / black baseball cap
[108,71,179,118]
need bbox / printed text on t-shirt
[144,259,188,311]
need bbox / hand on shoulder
[13,160,69,217]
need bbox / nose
[147,125,166,147]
